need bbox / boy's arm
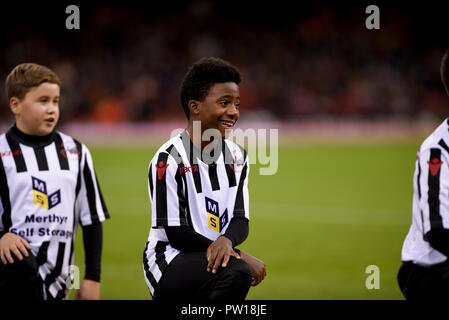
[164,217,248,252]
[222,217,249,247]
[206,154,250,274]
[164,225,213,252]
[239,250,266,286]
[75,143,109,300]
[75,223,102,300]
[82,223,102,281]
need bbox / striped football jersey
[0,126,109,299]
[143,130,249,296]
[401,118,449,266]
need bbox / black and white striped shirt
[143,130,249,296]
[0,125,109,299]
[401,118,449,266]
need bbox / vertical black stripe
[417,157,422,199]
[416,157,425,234]
[0,158,12,230]
[54,134,70,170]
[154,241,169,274]
[94,172,109,219]
[208,163,220,191]
[5,133,27,172]
[74,140,82,197]
[181,132,202,193]
[44,242,66,298]
[36,241,50,266]
[167,145,188,226]
[439,139,449,154]
[223,143,237,188]
[155,152,169,226]
[233,163,248,218]
[192,164,202,194]
[83,157,100,224]
[143,242,158,292]
[148,162,154,201]
[181,172,193,228]
[428,148,443,229]
[34,147,49,171]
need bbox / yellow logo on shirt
[32,176,61,210]
[206,197,229,233]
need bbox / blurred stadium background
[1,1,448,299]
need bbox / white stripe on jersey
[143,131,250,296]
[401,118,449,266]
[0,127,109,299]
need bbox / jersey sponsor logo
[59,142,79,160]
[32,176,61,210]
[156,161,169,180]
[205,197,229,233]
[0,149,23,158]
[179,165,199,174]
[229,149,245,173]
[427,158,443,176]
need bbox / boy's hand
[0,232,32,264]
[206,236,240,274]
[75,279,100,300]
[239,251,266,286]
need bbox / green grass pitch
[70,140,419,299]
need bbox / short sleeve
[75,143,110,226]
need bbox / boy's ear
[188,100,201,117]
[9,97,21,115]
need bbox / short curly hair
[180,57,241,119]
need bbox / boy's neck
[187,122,219,151]
[10,124,56,146]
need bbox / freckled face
[12,82,60,136]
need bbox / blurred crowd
[0,1,448,124]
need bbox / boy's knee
[1,251,38,279]
[224,258,252,286]
[0,251,41,300]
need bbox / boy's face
[11,82,60,136]
[195,82,240,138]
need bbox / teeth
[221,121,233,126]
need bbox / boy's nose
[227,104,239,118]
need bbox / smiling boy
[143,57,266,301]
[0,63,109,300]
